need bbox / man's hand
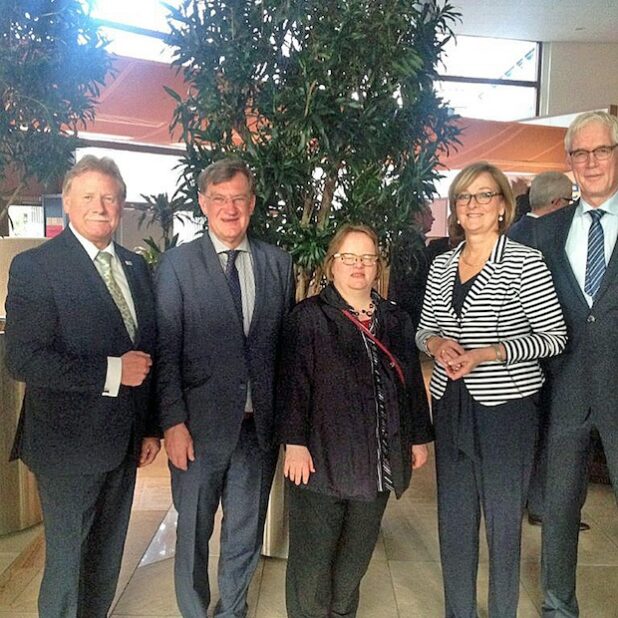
[139,437,161,467]
[284,444,315,485]
[120,351,152,387]
[411,444,429,470]
[164,422,195,471]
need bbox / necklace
[350,301,375,318]
[460,253,488,267]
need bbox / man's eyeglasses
[569,144,618,164]
[333,253,379,266]
[204,194,250,208]
[454,191,502,207]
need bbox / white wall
[540,42,618,116]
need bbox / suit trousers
[171,418,277,618]
[434,392,538,618]
[541,413,618,617]
[35,457,137,618]
[285,483,390,618]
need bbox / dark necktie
[584,209,606,299]
[224,250,244,324]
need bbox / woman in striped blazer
[416,162,567,618]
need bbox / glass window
[438,35,540,121]
[86,0,181,62]
[436,81,538,122]
[441,37,538,81]
[89,0,172,33]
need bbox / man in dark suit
[533,111,618,617]
[508,172,580,529]
[5,155,159,617]
[508,172,573,245]
[156,158,295,617]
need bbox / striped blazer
[416,235,567,406]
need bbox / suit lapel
[459,235,504,320]
[555,205,589,310]
[61,229,133,345]
[593,231,618,305]
[439,244,461,323]
[248,239,266,339]
[116,245,144,345]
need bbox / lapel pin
[125,260,133,266]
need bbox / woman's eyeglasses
[455,191,502,207]
[333,253,379,266]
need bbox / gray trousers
[434,393,538,618]
[171,418,277,618]
[36,458,136,618]
[541,414,618,617]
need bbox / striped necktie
[95,251,137,342]
[584,209,606,299]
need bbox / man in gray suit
[155,158,295,617]
[534,111,618,616]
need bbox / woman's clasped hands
[428,337,490,381]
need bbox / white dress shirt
[70,224,137,397]
[565,192,618,307]
[209,231,256,412]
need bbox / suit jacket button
[586,314,596,323]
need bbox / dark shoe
[527,513,590,531]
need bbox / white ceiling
[451,0,618,43]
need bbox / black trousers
[541,413,618,617]
[36,457,137,618]
[285,484,389,618]
[434,388,538,618]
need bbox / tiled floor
[0,447,616,617]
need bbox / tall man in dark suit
[533,111,618,617]
[508,171,579,528]
[5,155,159,617]
[156,158,295,617]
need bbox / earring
[457,219,461,225]
[498,214,504,222]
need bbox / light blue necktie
[584,209,606,299]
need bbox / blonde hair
[447,161,515,242]
[323,223,384,282]
[62,155,127,201]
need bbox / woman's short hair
[447,161,515,243]
[62,155,127,201]
[324,223,384,282]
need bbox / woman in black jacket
[278,223,433,618]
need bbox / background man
[509,171,573,244]
[156,158,295,617]
[533,111,618,616]
[5,155,159,617]
[388,203,435,330]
